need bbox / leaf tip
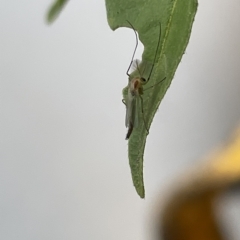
[136,185,145,199]
[46,0,69,24]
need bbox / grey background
[1,0,240,239]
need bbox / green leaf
[46,0,69,23]
[105,0,198,198]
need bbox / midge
[124,21,166,140]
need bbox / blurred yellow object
[157,128,240,240]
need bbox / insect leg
[144,77,166,91]
[126,20,138,77]
[140,95,149,135]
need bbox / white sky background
[1,0,240,239]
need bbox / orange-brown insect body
[130,77,144,96]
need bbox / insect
[124,21,166,140]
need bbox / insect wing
[131,59,141,73]
[125,88,139,129]
[125,88,134,128]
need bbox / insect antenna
[126,20,138,77]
